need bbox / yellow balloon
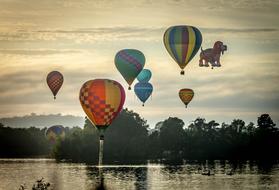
[179,89,194,108]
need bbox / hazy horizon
[0,0,278,128]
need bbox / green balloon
[115,49,145,89]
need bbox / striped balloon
[164,25,202,75]
[134,82,153,106]
[115,49,145,90]
[79,79,125,132]
[179,88,194,108]
[46,71,63,99]
[137,69,152,83]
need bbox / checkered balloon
[45,125,65,144]
[46,71,63,99]
[79,79,126,129]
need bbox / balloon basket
[180,70,185,75]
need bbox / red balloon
[79,79,125,131]
[46,71,63,99]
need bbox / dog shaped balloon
[199,41,227,69]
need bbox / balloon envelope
[46,125,65,144]
[163,25,202,74]
[134,82,153,106]
[137,69,152,82]
[179,89,194,107]
[79,79,125,131]
[115,49,145,89]
[47,71,63,99]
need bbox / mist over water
[1,159,278,190]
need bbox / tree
[257,114,276,130]
[158,117,185,159]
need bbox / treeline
[54,109,279,163]
[0,124,50,157]
[0,109,278,162]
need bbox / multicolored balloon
[46,71,63,99]
[79,79,126,134]
[163,25,202,75]
[134,82,153,106]
[115,49,145,90]
[137,69,152,83]
[46,125,65,144]
[179,89,194,108]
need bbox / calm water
[0,159,279,190]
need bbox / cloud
[200,28,278,34]
[0,49,81,55]
[0,27,277,45]
[170,0,279,11]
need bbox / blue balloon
[137,69,152,82]
[134,82,153,106]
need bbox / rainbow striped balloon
[164,25,202,75]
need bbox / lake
[0,159,278,190]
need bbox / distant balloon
[46,125,65,144]
[134,82,153,106]
[137,69,152,83]
[163,25,202,75]
[46,71,63,99]
[179,89,194,108]
[115,49,145,90]
[79,79,126,133]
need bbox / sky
[0,0,278,128]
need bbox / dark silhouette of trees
[157,117,185,159]
[0,125,50,157]
[53,109,149,163]
[104,109,149,161]
[0,112,278,162]
[252,114,278,159]
[258,114,276,130]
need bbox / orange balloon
[179,89,194,108]
[79,79,125,132]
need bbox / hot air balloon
[163,25,202,75]
[134,82,153,106]
[79,79,125,165]
[46,71,63,99]
[137,69,152,83]
[45,125,65,144]
[179,89,194,108]
[115,49,145,90]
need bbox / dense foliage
[0,110,278,163]
[0,124,50,157]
